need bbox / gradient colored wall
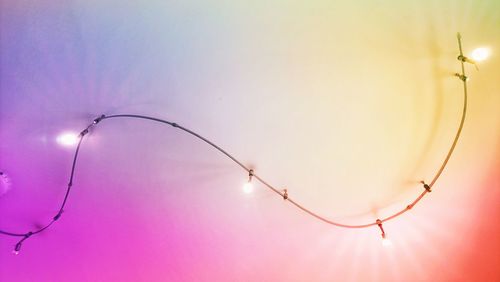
[1,0,499,281]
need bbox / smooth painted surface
[1,0,499,281]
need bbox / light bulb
[382,237,392,247]
[13,241,22,255]
[243,169,255,194]
[470,47,490,62]
[56,132,79,147]
[243,182,253,194]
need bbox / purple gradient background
[1,0,499,281]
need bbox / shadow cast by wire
[333,27,454,221]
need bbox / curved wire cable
[1,124,90,253]
[0,33,469,252]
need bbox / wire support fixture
[0,33,472,253]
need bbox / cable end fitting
[13,243,21,255]
[457,55,479,70]
[421,181,432,192]
[79,128,89,137]
[248,169,254,182]
[457,55,474,64]
[93,114,106,125]
[375,219,385,239]
[376,219,386,239]
[454,73,468,82]
[13,232,33,255]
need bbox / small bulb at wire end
[470,47,490,62]
[243,169,254,194]
[382,236,392,247]
[376,219,391,247]
[243,182,253,194]
[13,242,22,255]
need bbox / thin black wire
[1,123,91,253]
[0,33,469,252]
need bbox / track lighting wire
[0,33,470,252]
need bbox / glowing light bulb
[56,132,79,146]
[382,237,392,247]
[243,169,255,194]
[470,47,490,62]
[243,182,253,194]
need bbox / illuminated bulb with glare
[243,182,254,194]
[382,236,392,247]
[376,219,392,247]
[243,169,255,194]
[56,132,79,147]
[470,47,490,62]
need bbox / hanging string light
[376,219,391,247]
[0,33,475,253]
[243,169,255,194]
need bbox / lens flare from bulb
[243,182,253,194]
[470,47,490,62]
[56,132,79,147]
